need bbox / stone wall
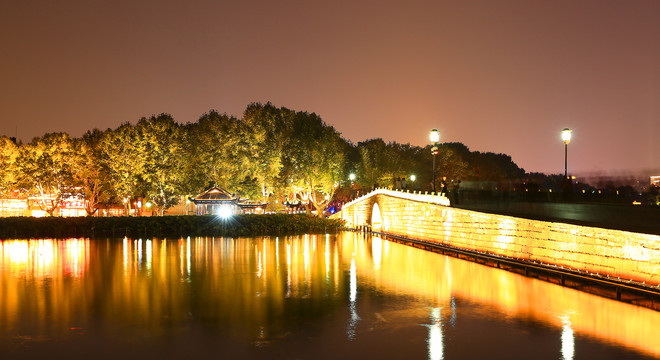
[333,189,660,286]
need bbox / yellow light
[429,129,440,143]
[561,128,572,144]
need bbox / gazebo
[189,186,268,216]
[189,186,240,216]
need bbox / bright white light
[218,205,232,219]
[347,257,360,340]
[561,128,572,144]
[560,315,574,360]
[430,129,440,143]
[410,174,416,182]
[428,307,443,360]
[349,173,356,181]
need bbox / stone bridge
[331,188,660,288]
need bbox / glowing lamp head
[218,205,232,219]
[429,129,440,144]
[561,128,572,144]
[410,174,416,182]
[349,173,356,181]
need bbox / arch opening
[371,202,382,231]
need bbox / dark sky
[1,0,658,176]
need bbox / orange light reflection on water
[342,233,660,358]
[0,234,658,358]
[0,238,89,332]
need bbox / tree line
[0,102,528,216]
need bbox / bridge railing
[342,188,451,208]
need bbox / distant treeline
[0,214,345,240]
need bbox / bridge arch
[371,202,382,231]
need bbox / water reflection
[347,257,360,340]
[0,233,658,359]
[561,314,575,360]
[344,234,660,358]
[427,307,443,360]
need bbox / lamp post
[349,173,356,199]
[561,128,572,178]
[430,129,440,193]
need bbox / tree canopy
[1,102,536,215]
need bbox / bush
[0,214,346,240]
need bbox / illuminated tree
[357,139,390,188]
[284,110,347,215]
[0,136,19,206]
[100,122,143,214]
[16,133,77,216]
[183,110,246,195]
[242,103,287,201]
[72,129,111,215]
[435,144,471,182]
[135,114,185,215]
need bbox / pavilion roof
[190,186,238,204]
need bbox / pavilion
[189,186,268,216]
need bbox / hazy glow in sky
[1,0,658,175]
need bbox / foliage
[182,110,246,195]
[135,114,186,214]
[282,110,347,214]
[99,122,143,212]
[0,136,19,198]
[1,102,536,216]
[0,214,345,239]
[15,133,77,216]
[73,129,110,215]
[242,103,287,200]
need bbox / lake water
[1,232,658,359]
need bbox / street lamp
[561,128,572,178]
[349,173,356,199]
[430,129,440,193]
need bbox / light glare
[430,129,440,143]
[561,128,572,144]
[218,205,232,219]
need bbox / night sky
[1,0,658,176]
